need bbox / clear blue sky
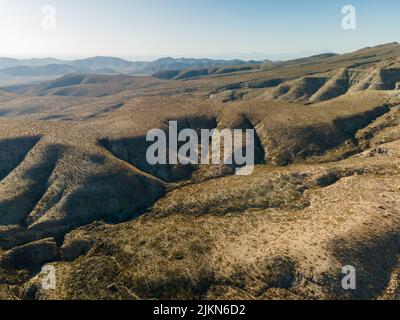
[0,0,399,60]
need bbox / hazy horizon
[0,49,334,62]
[1,44,398,63]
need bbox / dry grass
[1,43,400,300]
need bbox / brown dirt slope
[1,43,400,300]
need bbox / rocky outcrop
[267,76,328,102]
[353,68,400,91]
[263,67,400,104]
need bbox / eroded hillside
[1,43,400,300]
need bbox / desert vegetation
[1,43,400,300]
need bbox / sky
[0,0,399,60]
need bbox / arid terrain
[1,43,400,300]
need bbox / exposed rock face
[262,66,400,104]
[266,76,329,102]
[359,68,400,91]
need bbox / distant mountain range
[0,56,264,81]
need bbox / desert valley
[0,42,400,300]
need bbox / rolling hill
[1,43,400,300]
[0,56,263,86]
